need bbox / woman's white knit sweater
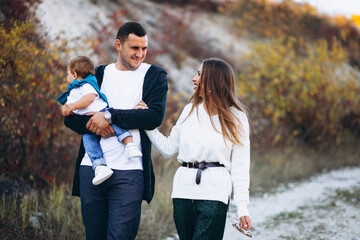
[145,103,250,217]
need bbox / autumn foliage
[0,8,77,187]
[237,37,360,148]
[0,0,41,29]
[1,0,360,189]
[223,0,360,68]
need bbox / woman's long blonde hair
[186,58,249,145]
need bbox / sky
[292,0,360,18]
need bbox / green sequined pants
[173,198,228,240]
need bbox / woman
[140,58,251,239]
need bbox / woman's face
[192,64,204,96]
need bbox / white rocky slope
[37,0,250,93]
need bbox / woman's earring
[208,90,212,94]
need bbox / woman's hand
[135,100,148,109]
[239,216,252,231]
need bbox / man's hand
[86,112,109,135]
[99,125,115,138]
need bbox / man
[64,21,168,240]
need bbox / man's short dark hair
[116,21,147,43]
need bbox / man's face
[116,33,148,71]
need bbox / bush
[237,37,360,148]
[223,0,360,67]
[0,21,77,187]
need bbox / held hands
[62,104,75,116]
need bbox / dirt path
[224,167,360,240]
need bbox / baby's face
[66,67,76,84]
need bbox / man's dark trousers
[79,166,144,240]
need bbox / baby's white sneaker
[92,165,113,185]
[125,143,143,158]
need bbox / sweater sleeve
[145,127,179,158]
[64,114,92,135]
[109,67,168,130]
[231,111,251,218]
[145,104,189,158]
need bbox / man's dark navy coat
[64,64,168,203]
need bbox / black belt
[181,162,225,184]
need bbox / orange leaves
[351,15,360,28]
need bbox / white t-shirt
[81,63,151,170]
[146,103,251,218]
[66,83,107,115]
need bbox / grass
[0,184,84,240]
[1,140,359,239]
[250,137,360,196]
[0,156,179,240]
[330,187,360,206]
[137,155,178,240]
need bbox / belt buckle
[199,162,207,170]
[198,162,204,169]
